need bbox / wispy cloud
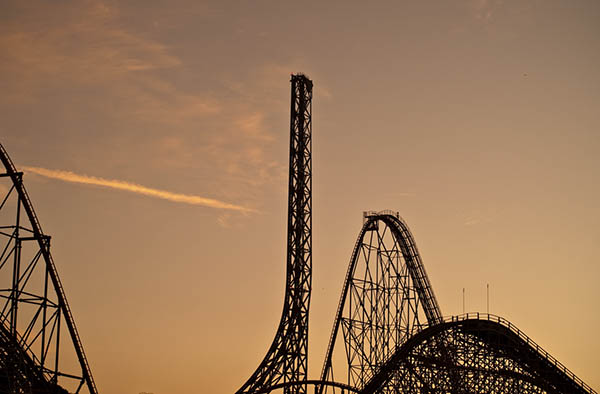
[471,0,504,23]
[464,216,482,226]
[1,2,293,211]
[0,0,217,124]
[461,206,506,227]
[23,166,255,213]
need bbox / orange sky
[1,1,599,393]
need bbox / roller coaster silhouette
[0,74,595,393]
[238,74,597,394]
[0,144,96,393]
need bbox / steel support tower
[0,143,97,393]
[238,74,313,394]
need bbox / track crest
[319,211,441,393]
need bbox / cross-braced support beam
[238,74,313,394]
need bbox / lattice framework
[360,316,596,394]
[319,212,441,393]
[237,74,313,394]
[0,143,97,394]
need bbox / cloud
[471,0,504,23]
[0,0,219,125]
[464,216,482,226]
[1,2,295,211]
[0,1,180,80]
[236,112,273,141]
[22,166,256,213]
[462,206,505,226]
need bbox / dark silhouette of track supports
[360,314,596,394]
[236,77,596,394]
[319,211,442,393]
[0,143,97,393]
[238,74,313,394]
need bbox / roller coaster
[238,75,597,394]
[0,74,595,393]
[0,143,96,393]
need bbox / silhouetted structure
[319,212,596,394]
[319,211,442,392]
[238,74,313,394]
[0,144,96,393]
[360,313,595,394]
[237,78,596,394]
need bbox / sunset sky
[1,1,599,393]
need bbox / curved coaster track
[239,75,596,394]
[0,143,97,394]
[360,313,596,394]
[318,213,595,394]
[319,211,442,392]
[244,211,596,394]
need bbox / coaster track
[0,143,97,393]
[317,213,595,394]
[360,314,596,394]
[319,211,442,393]
[238,74,313,394]
[237,76,596,394]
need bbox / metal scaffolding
[0,143,97,394]
[238,74,313,394]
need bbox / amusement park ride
[0,74,595,393]
[235,74,597,394]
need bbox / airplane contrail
[22,166,255,213]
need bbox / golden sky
[1,0,599,393]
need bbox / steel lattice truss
[237,76,596,394]
[238,74,313,394]
[360,316,596,394]
[319,212,442,393]
[0,144,97,394]
[317,212,595,394]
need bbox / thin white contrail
[22,166,255,213]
